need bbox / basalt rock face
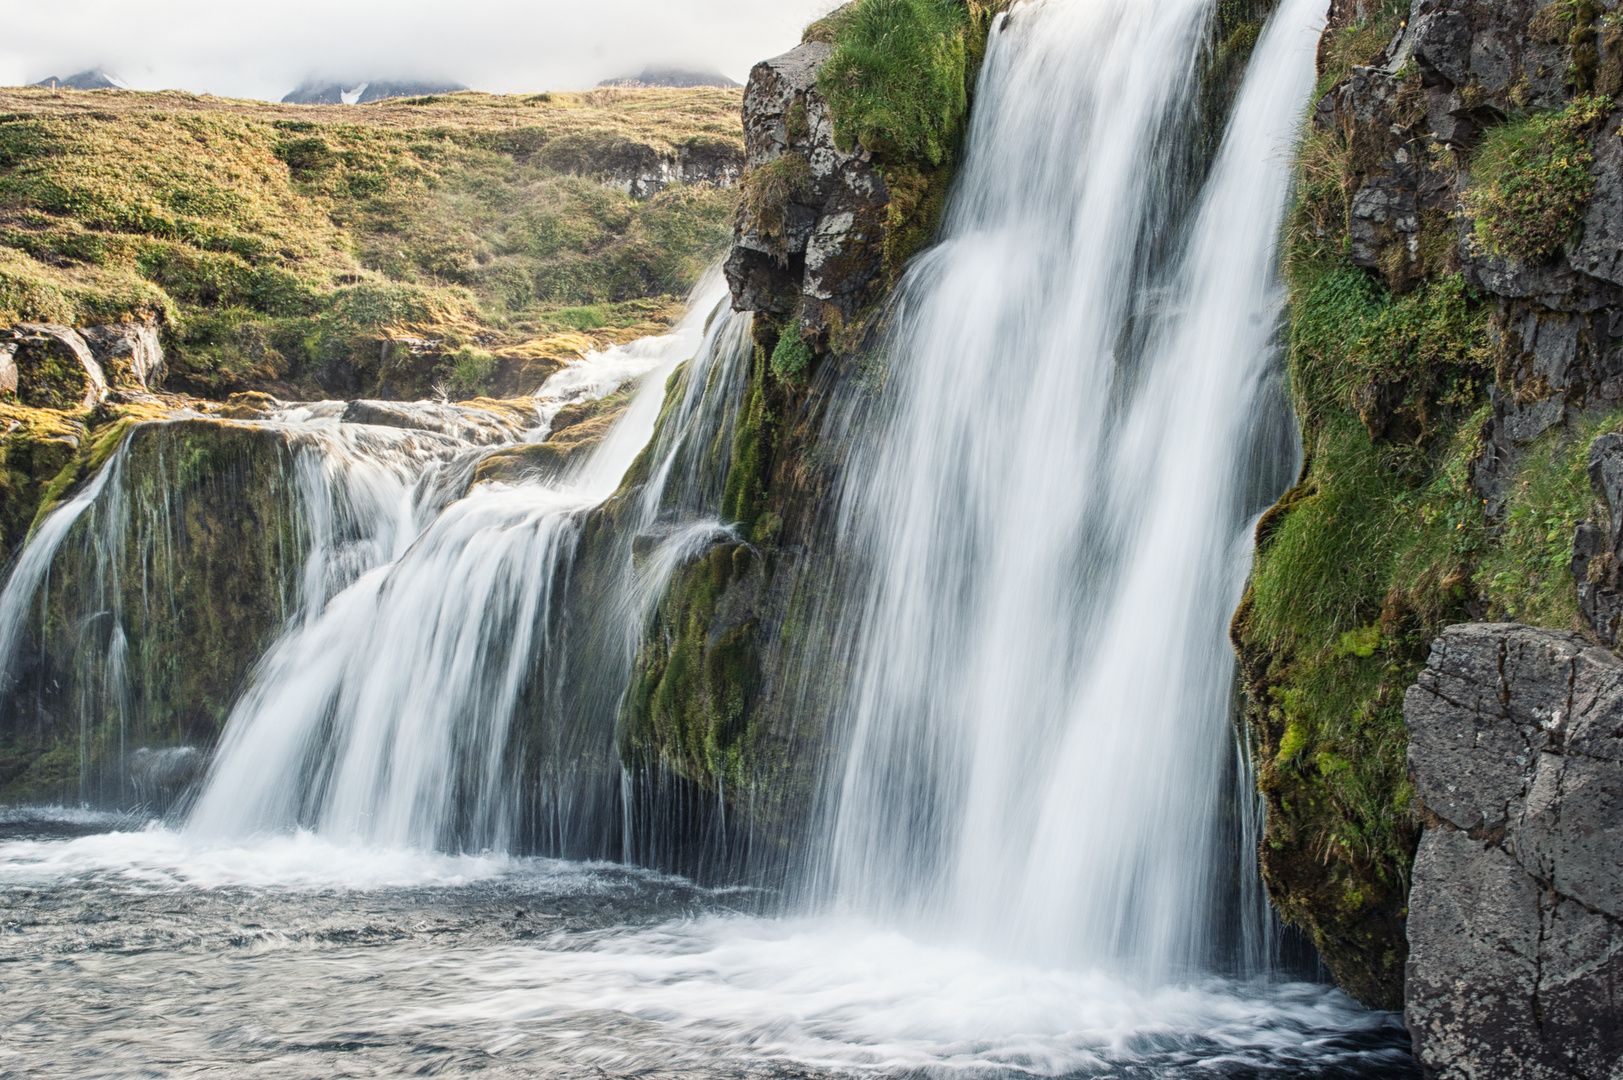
[724,42,890,335]
[1239,0,1623,1011]
[1404,623,1623,1080]
[537,132,744,198]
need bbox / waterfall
[809,0,1323,982]
[186,272,750,851]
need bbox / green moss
[721,348,775,530]
[1464,95,1612,264]
[433,345,499,398]
[0,402,83,562]
[770,327,815,381]
[622,542,762,791]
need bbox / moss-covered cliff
[0,415,308,803]
[1236,0,1623,1008]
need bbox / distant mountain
[281,79,467,105]
[598,68,741,90]
[31,69,125,91]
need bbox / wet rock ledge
[1404,623,1623,1079]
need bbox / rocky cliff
[1235,0,1623,1009]
[1405,623,1622,1079]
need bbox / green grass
[0,85,743,398]
[817,0,986,168]
[1310,2,1408,103]
[1480,409,1618,624]
[1464,95,1612,263]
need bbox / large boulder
[4,325,106,410]
[724,41,890,332]
[1404,623,1623,1080]
[78,322,165,390]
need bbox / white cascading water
[816,0,1323,982]
[186,271,747,850]
[0,6,1425,1072]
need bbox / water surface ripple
[1,815,1416,1079]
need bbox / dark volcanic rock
[1404,623,1623,1080]
[724,41,889,333]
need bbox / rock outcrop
[1239,0,1623,1009]
[1574,431,1623,643]
[1405,623,1623,1080]
[724,41,890,335]
[4,325,106,410]
[537,132,744,198]
[1,322,165,410]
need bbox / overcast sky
[0,0,841,101]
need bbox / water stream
[1,1,1423,1075]
[809,0,1319,984]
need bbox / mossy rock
[8,325,105,410]
[469,395,629,486]
[2,416,308,807]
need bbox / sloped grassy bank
[1236,0,1623,1008]
[0,85,742,400]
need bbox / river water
[2,811,1415,1079]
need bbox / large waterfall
[811,0,1321,982]
[0,1,1423,1075]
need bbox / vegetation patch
[0,85,743,399]
[818,0,981,167]
[769,326,815,381]
[622,542,762,794]
[743,154,814,248]
[1311,1,1409,103]
[1463,95,1612,264]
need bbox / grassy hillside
[0,85,743,399]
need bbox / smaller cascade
[186,271,753,854]
[0,270,750,836]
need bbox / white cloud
[0,0,841,101]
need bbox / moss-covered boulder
[470,394,630,486]
[6,324,106,409]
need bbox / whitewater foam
[425,916,1408,1075]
